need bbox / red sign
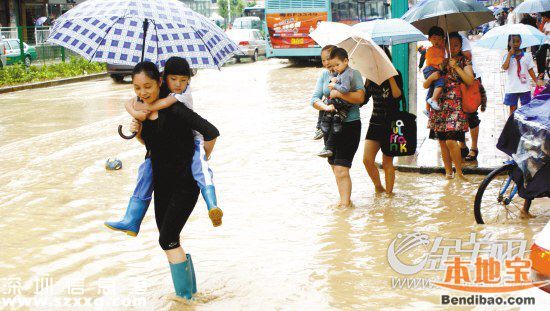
[266,12,328,49]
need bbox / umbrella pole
[349,38,362,58]
[141,18,149,62]
[445,15,451,55]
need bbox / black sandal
[465,149,478,161]
[460,147,469,158]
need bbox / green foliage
[218,0,247,21]
[0,57,106,87]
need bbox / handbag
[381,93,417,157]
[460,79,482,113]
[534,85,546,97]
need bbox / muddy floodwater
[0,59,549,310]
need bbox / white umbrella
[35,16,48,26]
[309,21,354,47]
[515,0,550,14]
[337,35,398,86]
[476,24,548,50]
[352,18,427,45]
[309,21,397,85]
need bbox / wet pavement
[0,58,549,310]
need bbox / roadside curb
[0,72,109,94]
[375,161,497,175]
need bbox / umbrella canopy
[309,22,354,48]
[489,6,509,15]
[402,0,495,33]
[337,36,398,85]
[492,7,505,16]
[309,22,397,85]
[35,16,48,26]
[47,0,240,70]
[515,0,550,14]
[351,18,427,45]
[476,24,548,50]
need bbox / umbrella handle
[118,125,137,140]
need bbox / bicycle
[474,161,532,224]
[474,92,549,225]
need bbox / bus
[265,0,390,59]
[244,4,266,22]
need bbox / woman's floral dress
[428,56,472,141]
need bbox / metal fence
[1,26,79,67]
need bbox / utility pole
[228,0,231,25]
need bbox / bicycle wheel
[474,164,532,224]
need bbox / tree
[218,0,247,22]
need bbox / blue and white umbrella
[514,0,550,14]
[47,0,241,70]
[490,6,506,16]
[351,19,427,46]
[476,24,548,50]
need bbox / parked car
[0,36,7,68]
[233,16,262,32]
[107,63,134,82]
[4,39,37,66]
[225,29,266,62]
[108,63,198,83]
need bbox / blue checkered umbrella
[47,0,240,69]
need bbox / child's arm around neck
[148,95,179,112]
[125,97,148,122]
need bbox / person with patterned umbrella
[47,0,237,300]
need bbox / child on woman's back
[105,57,223,236]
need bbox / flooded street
[0,59,549,310]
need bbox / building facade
[0,0,86,28]
[180,0,213,17]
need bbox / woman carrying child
[105,57,223,240]
[116,61,219,299]
[310,45,365,208]
[424,32,474,180]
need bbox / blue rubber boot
[104,196,150,237]
[186,254,197,294]
[169,260,193,299]
[202,185,223,227]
